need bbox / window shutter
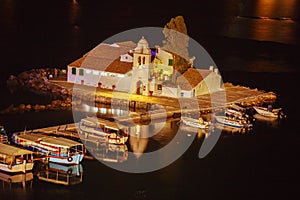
[72,68,76,75]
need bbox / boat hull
[47,154,84,165]
[214,116,244,128]
[181,117,209,129]
[0,162,34,173]
[253,106,278,118]
[79,130,128,145]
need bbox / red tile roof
[68,41,136,74]
[176,68,212,90]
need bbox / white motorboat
[253,106,282,118]
[181,117,210,129]
[214,115,252,129]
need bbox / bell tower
[133,36,151,68]
[132,36,152,95]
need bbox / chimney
[209,66,214,71]
[214,68,219,74]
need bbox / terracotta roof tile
[105,56,133,74]
[176,68,212,90]
[67,41,136,74]
[68,54,87,68]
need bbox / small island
[3,16,277,119]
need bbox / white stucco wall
[179,90,192,98]
[193,72,222,96]
[67,66,76,83]
[162,86,178,98]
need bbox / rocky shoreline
[3,68,73,114]
[2,68,278,115]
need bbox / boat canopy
[17,134,82,149]
[0,143,33,156]
[81,117,127,130]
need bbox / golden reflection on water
[250,0,296,45]
[129,125,149,159]
[69,0,81,28]
[1,0,16,21]
[252,0,297,18]
[226,0,298,45]
[0,171,33,191]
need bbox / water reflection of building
[85,142,128,163]
[129,125,149,159]
[129,121,174,158]
[37,163,83,186]
[79,103,127,118]
[0,171,33,191]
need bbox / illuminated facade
[67,36,222,97]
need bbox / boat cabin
[80,117,129,137]
[0,143,34,173]
[13,133,84,165]
[79,117,129,145]
[14,134,83,157]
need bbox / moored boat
[180,116,211,129]
[12,133,84,165]
[78,117,129,145]
[214,115,252,129]
[0,125,8,143]
[253,106,283,118]
[225,108,248,120]
[0,143,34,173]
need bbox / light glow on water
[225,0,300,45]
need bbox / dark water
[0,0,300,199]
[224,0,300,45]
[1,72,299,200]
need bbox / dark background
[0,0,299,199]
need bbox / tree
[162,16,190,75]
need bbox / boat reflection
[37,163,83,186]
[214,123,249,134]
[177,121,211,139]
[0,171,33,191]
[84,142,128,163]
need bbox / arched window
[142,57,146,64]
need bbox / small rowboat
[181,117,210,129]
[214,115,251,129]
[253,106,282,118]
